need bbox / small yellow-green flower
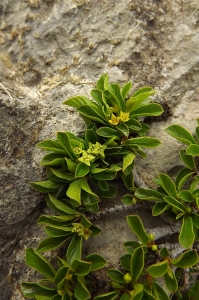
[78,150,95,166]
[73,146,83,155]
[72,223,84,235]
[119,111,130,122]
[108,113,120,125]
[87,142,107,158]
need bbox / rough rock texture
[0,0,199,299]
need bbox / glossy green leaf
[124,241,141,254]
[77,105,107,125]
[122,152,136,172]
[178,190,194,202]
[107,269,125,284]
[98,185,117,198]
[147,261,168,277]
[45,225,72,237]
[120,294,131,300]
[121,82,132,99]
[91,89,104,105]
[152,283,170,300]
[85,253,106,271]
[89,225,101,236]
[66,179,82,205]
[47,168,75,182]
[165,125,196,146]
[143,290,156,300]
[191,212,199,229]
[120,254,131,270]
[159,174,177,198]
[126,137,161,148]
[54,266,69,284]
[30,180,64,193]
[163,269,178,293]
[93,291,119,300]
[38,215,75,226]
[130,246,144,281]
[108,83,126,111]
[135,188,165,201]
[75,163,89,178]
[48,194,77,215]
[171,250,198,267]
[121,194,134,205]
[72,259,91,276]
[57,132,77,159]
[96,127,120,138]
[98,180,109,191]
[90,168,117,180]
[37,140,66,153]
[26,248,55,278]
[127,215,150,245]
[40,153,65,166]
[66,235,82,265]
[180,150,195,169]
[130,103,163,116]
[130,283,144,300]
[186,144,199,156]
[152,203,170,216]
[179,216,194,249]
[175,168,195,191]
[63,95,91,108]
[21,282,57,298]
[160,247,170,259]
[164,196,186,212]
[115,124,129,138]
[74,277,91,300]
[96,74,109,91]
[37,236,69,252]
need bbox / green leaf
[81,178,99,202]
[108,269,125,283]
[121,82,132,99]
[120,294,131,300]
[163,269,178,293]
[121,194,134,205]
[131,283,144,300]
[37,236,68,252]
[85,253,106,271]
[66,235,82,265]
[74,277,91,300]
[40,153,65,167]
[21,282,57,298]
[89,225,101,236]
[164,196,186,212]
[126,137,161,148]
[124,241,141,254]
[78,105,107,125]
[171,250,198,267]
[98,180,109,191]
[160,247,170,259]
[127,215,150,245]
[93,291,119,300]
[143,290,156,300]
[26,248,55,278]
[175,168,195,191]
[132,86,155,98]
[90,168,117,180]
[98,185,117,198]
[152,203,170,216]
[152,283,170,300]
[96,74,109,91]
[85,129,98,144]
[158,174,177,198]
[147,261,169,277]
[120,254,131,270]
[91,89,104,106]
[130,246,144,281]
[66,179,82,206]
[63,95,91,108]
[165,125,196,146]
[37,140,66,154]
[57,132,77,159]
[135,188,165,201]
[96,127,120,138]
[130,103,163,116]
[191,212,199,229]
[75,163,90,178]
[115,124,129,138]
[30,180,64,193]
[38,215,75,226]
[123,152,136,172]
[179,216,194,249]
[48,168,75,182]
[180,150,195,169]
[186,144,199,156]
[72,259,91,276]
[48,194,77,215]
[108,83,126,111]
[65,158,78,173]
[45,225,72,237]
[178,190,194,202]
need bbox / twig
[0,82,13,100]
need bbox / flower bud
[151,245,158,251]
[123,272,132,284]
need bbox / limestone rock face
[0,0,199,298]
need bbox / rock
[0,0,199,298]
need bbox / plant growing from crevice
[21,74,199,300]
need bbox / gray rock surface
[0,0,199,298]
